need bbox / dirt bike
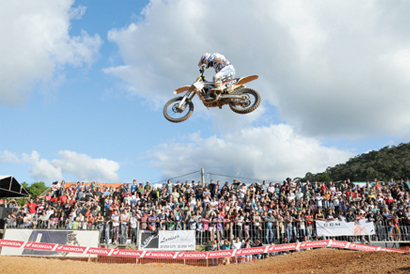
[163,64,261,123]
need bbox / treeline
[14,182,49,206]
[301,143,410,182]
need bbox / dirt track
[1,248,409,274]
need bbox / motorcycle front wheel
[163,96,194,123]
[229,88,261,114]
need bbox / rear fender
[173,85,191,94]
[235,75,259,86]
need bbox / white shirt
[112,214,120,227]
[130,216,137,229]
[233,241,243,249]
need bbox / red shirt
[26,202,37,214]
[305,214,313,226]
[59,195,68,205]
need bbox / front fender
[173,85,191,94]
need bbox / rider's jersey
[207,53,231,73]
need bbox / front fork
[177,87,197,110]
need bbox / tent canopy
[0,176,30,198]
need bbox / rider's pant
[213,65,235,88]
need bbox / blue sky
[1,0,409,186]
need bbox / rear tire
[229,88,261,114]
[163,96,194,123]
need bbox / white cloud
[0,150,20,164]
[148,124,353,181]
[51,150,121,183]
[104,0,410,138]
[0,0,102,106]
[22,151,63,182]
[17,150,121,183]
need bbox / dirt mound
[1,248,409,274]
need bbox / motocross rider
[198,53,236,98]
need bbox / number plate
[193,81,204,91]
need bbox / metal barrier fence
[5,219,410,247]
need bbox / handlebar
[199,64,206,74]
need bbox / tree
[12,182,49,206]
[300,142,410,182]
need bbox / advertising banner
[0,239,408,258]
[316,220,375,237]
[139,230,195,251]
[1,229,99,257]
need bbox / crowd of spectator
[2,177,410,247]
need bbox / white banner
[316,220,375,237]
[1,229,99,257]
[139,230,195,251]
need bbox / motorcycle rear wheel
[163,96,194,123]
[229,88,261,114]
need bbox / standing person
[202,214,210,243]
[214,212,225,241]
[233,237,244,263]
[129,211,139,245]
[95,212,105,244]
[25,199,38,217]
[284,211,293,243]
[305,209,313,241]
[111,209,120,245]
[120,209,130,244]
[243,212,251,241]
[253,211,262,242]
[209,180,216,198]
[130,180,138,195]
[148,211,159,233]
[234,212,244,240]
[265,211,275,244]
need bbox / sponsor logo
[26,242,32,247]
[88,249,109,255]
[209,251,232,257]
[141,234,159,249]
[274,244,296,251]
[147,252,174,258]
[180,253,206,258]
[160,235,180,244]
[0,240,22,247]
[322,223,341,227]
[112,250,141,257]
[349,244,377,251]
[31,243,53,249]
[57,245,63,250]
[178,253,184,257]
[223,79,238,87]
[146,252,151,256]
[300,241,328,248]
[237,248,264,255]
[60,246,85,252]
[331,241,348,248]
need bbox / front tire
[163,96,194,123]
[229,88,261,114]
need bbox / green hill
[301,143,410,182]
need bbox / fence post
[201,168,205,185]
[136,222,140,248]
[230,223,233,241]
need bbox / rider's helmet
[198,52,211,67]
